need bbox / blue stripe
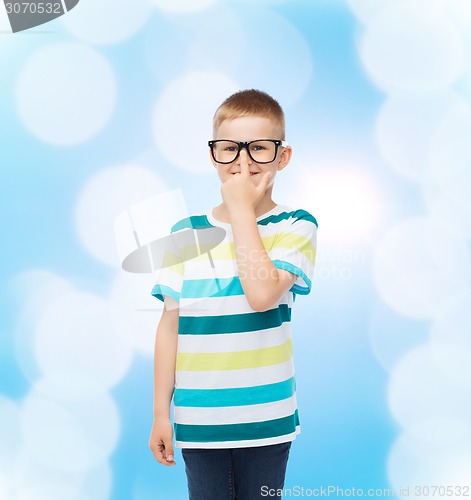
[182,276,244,298]
[179,303,291,335]
[174,376,296,407]
[258,209,318,228]
[151,284,180,303]
[175,410,299,443]
[171,215,214,232]
[272,260,312,295]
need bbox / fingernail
[167,455,174,461]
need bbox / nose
[236,147,252,165]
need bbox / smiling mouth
[232,173,259,175]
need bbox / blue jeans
[181,441,291,499]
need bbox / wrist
[153,411,171,421]
[153,402,171,419]
[228,205,256,222]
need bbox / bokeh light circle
[12,270,74,384]
[153,71,238,173]
[62,0,152,45]
[430,340,471,389]
[368,300,429,373]
[144,7,244,85]
[151,0,219,14]
[429,101,471,209]
[423,186,471,240]
[75,165,166,266]
[388,430,471,493]
[430,288,471,350]
[109,270,162,357]
[233,8,313,109]
[375,91,466,181]
[14,479,82,500]
[76,462,113,500]
[388,343,471,435]
[20,389,119,473]
[360,1,464,93]
[16,42,117,145]
[347,0,401,24]
[372,217,471,318]
[34,290,134,390]
[0,396,22,471]
[444,0,471,82]
[282,162,382,244]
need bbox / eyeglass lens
[212,140,278,164]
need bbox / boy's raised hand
[149,417,176,466]
[221,157,273,216]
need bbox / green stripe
[175,410,299,443]
[258,209,318,228]
[179,303,291,335]
[171,215,214,232]
[174,376,296,407]
[171,210,317,233]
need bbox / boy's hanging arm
[222,161,298,312]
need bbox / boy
[148,89,318,499]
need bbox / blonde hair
[213,89,285,140]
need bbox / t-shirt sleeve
[151,261,184,303]
[268,210,318,296]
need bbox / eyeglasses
[208,139,289,164]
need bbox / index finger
[239,156,250,176]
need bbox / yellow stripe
[271,232,316,264]
[176,339,293,371]
[193,234,316,265]
[193,241,236,261]
[160,258,185,274]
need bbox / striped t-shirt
[151,203,318,449]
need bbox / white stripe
[270,247,315,264]
[184,258,237,280]
[175,428,300,449]
[180,294,252,315]
[180,289,293,317]
[174,394,298,425]
[177,322,291,353]
[203,206,294,237]
[175,359,295,389]
[185,218,315,277]
[280,222,318,240]
[270,250,314,278]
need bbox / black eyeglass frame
[208,139,289,164]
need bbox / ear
[277,145,292,172]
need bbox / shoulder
[170,212,214,233]
[270,205,318,229]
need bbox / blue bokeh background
[1,0,470,498]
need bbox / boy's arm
[148,296,179,466]
[231,211,298,312]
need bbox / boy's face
[210,116,292,189]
